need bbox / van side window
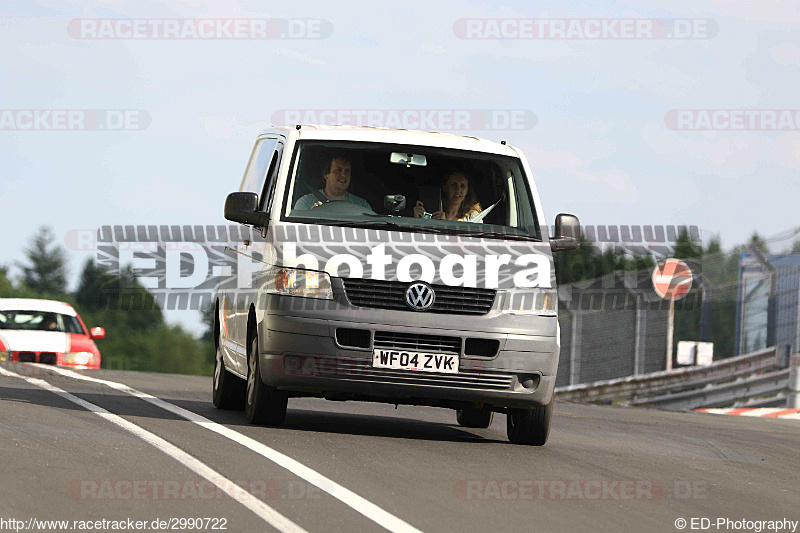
[259,141,284,214]
[240,137,279,197]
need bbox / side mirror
[90,326,105,339]
[550,213,580,252]
[224,192,269,227]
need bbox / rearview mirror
[384,194,406,212]
[224,192,269,227]
[550,213,580,252]
[389,152,427,167]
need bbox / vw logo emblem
[405,282,435,311]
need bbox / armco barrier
[629,369,790,410]
[555,347,798,410]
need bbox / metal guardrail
[629,369,790,410]
[555,347,799,411]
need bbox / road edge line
[34,364,424,533]
[0,365,307,533]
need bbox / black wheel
[212,341,245,409]
[506,398,553,446]
[456,407,494,428]
[245,330,287,425]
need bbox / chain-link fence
[555,272,673,387]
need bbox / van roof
[261,125,518,156]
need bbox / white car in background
[0,298,104,369]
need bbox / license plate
[372,349,459,374]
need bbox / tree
[0,265,12,295]
[673,229,703,260]
[17,226,69,294]
[553,237,603,284]
[200,302,215,341]
[76,259,115,312]
[748,232,769,255]
[706,237,722,256]
[76,259,163,333]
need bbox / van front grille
[289,357,514,391]
[373,331,461,355]
[341,279,495,315]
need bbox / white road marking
[33,364,424,533]
[0,365,307,533]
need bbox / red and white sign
[652,258,693,301]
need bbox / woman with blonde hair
[413,170,482,222]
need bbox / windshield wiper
[315,220,448,233]
[449,230,540,241]
[301,219,535,239]
[327,220,402,228]
[334,219,453,234]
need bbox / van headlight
[268,267,333,299]
[64,352,94,365]
[0,350,9,362]
[501,288,557,316]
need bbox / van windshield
[281,140,541,240]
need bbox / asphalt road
[1,361,798,533]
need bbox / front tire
[212,339,245,410]
[245,331,287,425]
[506,398,552,446]
[456,407,493,428]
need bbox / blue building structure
[736,253,800,355]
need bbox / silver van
[214,125,579,445]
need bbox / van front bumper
[257,313,559,410]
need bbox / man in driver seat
[294,154,371,211]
